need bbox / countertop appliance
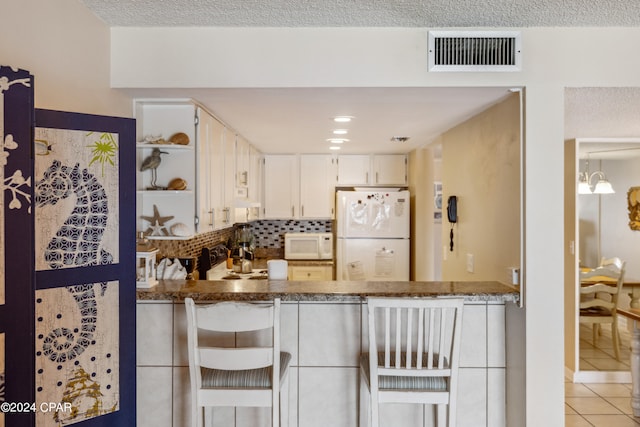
[197,244,228,280]
[284,232,333,260]
[200,243,270,280]
[336,189,410,281]
[206,261,269,280]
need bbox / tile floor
[566,322,639,426]
[579,323,631,371]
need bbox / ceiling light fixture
[327,138,349,144]
[578,157,615,195]
[333,116,353,123]
[329,146,341,150]
[333,129,348,135]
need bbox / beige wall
[441,93,521,281]
[408,146,436,280]
[0,0,131,116]
[565,139,578,373]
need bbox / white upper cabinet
[222,128,237,226]
[263,154,336,220]
[196,107,226,232]
[337,154,370,185]
[299,154,337,218]
[336,154,407,186]
[248,145,263,206]
[235,135,251,188]
[263,155,299,219]
[135,99,198,239]
[136,98,263,235]
[373,154,407,185]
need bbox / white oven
[284,232,333,260]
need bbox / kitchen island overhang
[136,279,520,303]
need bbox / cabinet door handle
[301,205,304,217]
[209,209,214,227]
[366,172,369,183]
[376,172,379,184]
[292,206,295,217]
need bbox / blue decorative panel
[34,281,119,425]
[34,128,120,271]
[0,65,35,427]
[0,67,134,427]
[34,110,135,427]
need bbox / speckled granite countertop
[137,279,520,303]
[284,260,334,266]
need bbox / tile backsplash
[145,227,235,260]
[251,219,333,248]
[144,219,332,259]
[143,219,333,277]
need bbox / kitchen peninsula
[136,279,519,427]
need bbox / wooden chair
[185,297,290,427]
[360,297,464,427]
[579,260,626,360]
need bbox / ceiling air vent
[428,31,521,72]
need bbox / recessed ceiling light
[333,129,348,135]
[329,146,341,150]
[327,138,349,143]
[333,116,353,123]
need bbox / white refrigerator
[336,189,410,281]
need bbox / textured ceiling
[567,88,640,160]
[81,0,640,27]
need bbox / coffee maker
[231,223,255,273]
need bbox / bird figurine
[140,148,168,189]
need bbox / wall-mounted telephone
[447,196,458,251]
[447,196,458,223]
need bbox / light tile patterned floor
[579,322,630,371]
[566,323,640,426]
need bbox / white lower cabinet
[288,265,333,281]
[136,300,507,427]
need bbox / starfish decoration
[140,204,174,236]
[147,220,166,236]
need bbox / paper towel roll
[267,259,288,280]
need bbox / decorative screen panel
[34,281,119,426]
[33,110,135,427]
[1,67,33,305]
[34,128,120,271]
[0,332,4,427]
[1,65,34,427]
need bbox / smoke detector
[390,136,410,143]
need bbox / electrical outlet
[466,254,474,273]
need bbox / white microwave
[284,232,333,260]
